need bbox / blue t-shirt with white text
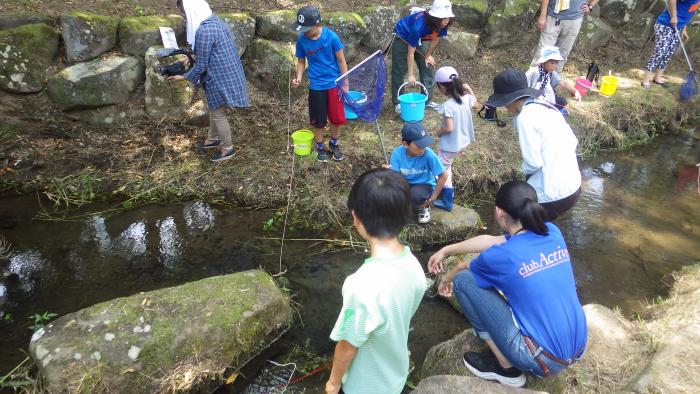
[393,12,448,48]
[390,145,445,187]
[470,222,587,360]
[295,27,344,90]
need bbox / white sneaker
[426,101,439,110]
[394,103,402,114]
[418,207,431,224]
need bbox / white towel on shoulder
[554,0,570,13]
[182,0,213,50]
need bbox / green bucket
[291,129,314,156]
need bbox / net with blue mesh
[335,50,387,123]
[680,71,697,102]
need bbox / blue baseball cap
[291,6,321,33]
[401,121,434,148]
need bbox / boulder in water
[28,270,293,393]
[47,56,145,110]
[0,23,59,93]
[412,375,546,393]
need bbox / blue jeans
[453,270,568,377]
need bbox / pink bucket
[575,77,593,97]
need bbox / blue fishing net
[680,71,697,102]
[335,50,387,123]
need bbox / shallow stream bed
[1,128,699,392]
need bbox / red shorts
[308,87,346,128]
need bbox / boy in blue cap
[291,6,349,162]
[389,121,447,224]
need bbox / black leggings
[541,187,581,221]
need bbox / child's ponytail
[438,76,467,105]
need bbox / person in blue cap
[388,121,447,224]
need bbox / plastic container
[291,129,314,156]
[574,77,593,97]
[344,90,367,120]
[600,75,619,97]
[398,82,428,122]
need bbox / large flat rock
[29,270,293,393]
[47,56,145,110]
[119,15,185,57]
[0,23,59,93]
[412,375,546,394]
[60,12,119,63]
[405,205,480,249]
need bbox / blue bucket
[398,82,428,122]
[344,90,367,120]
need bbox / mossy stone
[243,38,302,102]
[144,45,193,118]
[326,12,368,61]
[452,0,489,30]
[360,6,401,51]
[119,15,185,57]
[29,269,293,393]
[60,12,119,63]
[0,23,58,93]
[218,12,256,55]
[255,10,298,42]
[483,0,539,48]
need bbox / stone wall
[0,3,695,122]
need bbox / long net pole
[374,120,389,164]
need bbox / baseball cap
[535,46,564,65]
[291,6,321,33]
[428,0,455,19]
[435,66,459,83]
[485,68,540,108]
[401,121,434,148]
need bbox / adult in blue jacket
[169,0,249,162]
[428,180,587,388]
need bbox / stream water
[1,128,699,392]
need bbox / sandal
[194,140,221,150]
[641,81,651,90]
[652,79,669,87]
[211,147,237,162]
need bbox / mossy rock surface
[452,0,489,30]
[325,12,368,61]
[0,14,54,30]
[412,375,546,393]
[218,12,256,55]
[119,15,185,57]
[255,10,298,42]
[28,269,293,393]
[0,23,58,93]
[441,29,480,60]
[404,205,480,250]
[243,38,302,102]
[360,6,401,51]
[144,46,193,118]
[60,12,119,63]
[483,0,539,48]
[47,56,145,110]
[578,15,614,53]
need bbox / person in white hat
[524,46,581,107]
[391,0,455,114]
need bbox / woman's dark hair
[438,76,466,105]
[176,0,184,13]
[347,168,412,238]
[495,180,548,235]
[425,12,453,33]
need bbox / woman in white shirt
[486,68,582,220]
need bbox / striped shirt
[184,15,249,109]
[330,247,426,394]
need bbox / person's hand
[581,2,591,14]
[408,74,417,87]
[381,164,391,169]
[291,78,301,88]
[341,80,350,93]
[573,89,582,101]
[178,57,190,67]
[462,82,474,95]
[682,28,689,42]
[168,75,185,82]
[325,380,341,394]
[437,276,454,297]
[671,16,678,30]
[536,15,546,32]
[421,194,436,208]
[425,55,436,68]
[428,249,447,273]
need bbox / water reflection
[157,217,182,268]
[183,201,215,233]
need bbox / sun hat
[428,0,455,19]
[485,68,540,108]
[435,66,459,83]
[535,46,564,65]
[291,6,321,33]
[402,121,435,148]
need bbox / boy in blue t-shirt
[291,6,349,162]
[389,121,447,224]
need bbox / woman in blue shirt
[428,180,587,388]
[642,0,700,88]
[391,0,454,113]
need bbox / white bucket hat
[435,66,459,83]
[536,46,564,65]
[428,0,455,19]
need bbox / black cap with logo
[291,6,322,33]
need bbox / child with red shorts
[291,6,349,162]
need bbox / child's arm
[439,117,454,135]
[428,234,507,273]
[559,79,581,100]
[462,83,479,109]
[291,58,306,87]
[336,49,349,91]
[422,171,447,208]
[424,38,439,68]
[326,340,358,394]
[407,45,418,84]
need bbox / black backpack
[477,105,506,127]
